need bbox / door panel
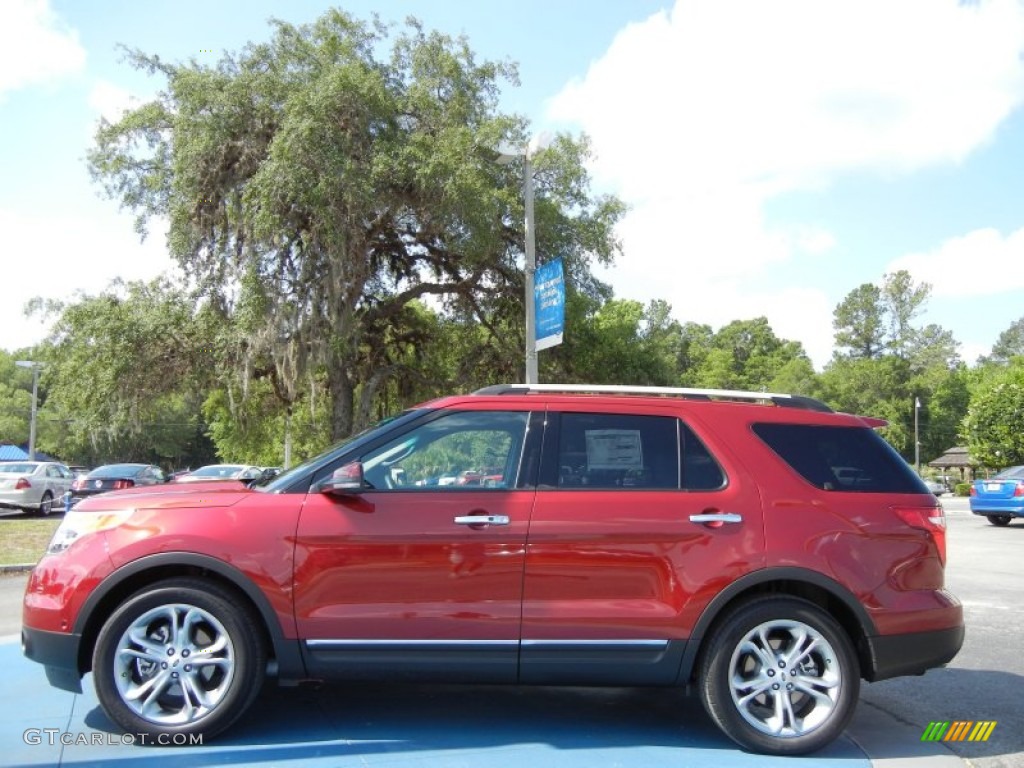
[520,406,765,684]
[293,409,535,682]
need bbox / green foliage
[954,482,971,497]
[985,316,1024,364]
[28,278,218,467]
[0,351,33,446]
[831,271,947,365]
[823,271,963,462]
[962,359,1024,467]
[399,429,512,482]
[545,297,681,386]
[203,379,331,466]
[881,270,930,360]
[833,283,884,359]
[681,317,811,392]
[88,9,623,441]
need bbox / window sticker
[585,429,643,470]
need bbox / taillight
[71,478,84,491]
[1015,483,1024,497]
[15,478,31,490]
[893,505,947,565]
[969,485,977,496]
[111,479,135,490]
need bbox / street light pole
[495,134,550,385]
[523,151,538,384]
[15,360,43,460]
[914,396,921,474]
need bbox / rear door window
[556,413,679,489]
[549,413,726,491]
[753,423,926,493]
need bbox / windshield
[993,466,1024,480]
[258,410,417,493]
[91,464,144,477]
[0,462,38,474]
[192,465,244,477]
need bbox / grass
[0,518,61,566]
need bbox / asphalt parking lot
[1,496,1019,767]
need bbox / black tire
[37,492,53,517]
[987,515,1012,527]
[92,578,266,743]
[698,597,860,755]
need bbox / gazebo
[927,446,976,483]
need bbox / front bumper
[0,492,36,512]
[865,624,964,681]
[21,624,84,693]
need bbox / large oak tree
[89,10,623,439]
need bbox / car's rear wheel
[92,578,266,742]
[37,492,53,517]
[698,597,859,755]
[987,515,1012,527]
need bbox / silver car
[175,464,264,484]
[0,461,75,516]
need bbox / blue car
[970,465,1024,526]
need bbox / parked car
[22,383,963,756]
[256,466,283,485]
[174,464,265,484]
[969,465,1024,526]
[68,463,167,506]
[921,477,947,496]
[0,461,74,516]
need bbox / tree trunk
[327,363,355,442]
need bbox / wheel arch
[678,567,878,684]
[73,552,305,683]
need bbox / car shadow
[62,683,865,767]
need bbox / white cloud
[0,0,86,100]
[548,0,1024,369]
[887,227,1024,297]
[0,208,176,351]
[88,80,139,124]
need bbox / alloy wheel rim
[113,603,236,725]
[728,619,841,738]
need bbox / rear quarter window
[753,423,927,493]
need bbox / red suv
[22,384,963,755]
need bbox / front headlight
[47,510,134,555]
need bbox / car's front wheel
[987,515,1012,527]
[92,578,266,742]
[37,492,53,517]
[698,596,859,755]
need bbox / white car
[174,464,264,484]
[0,461,75,516]
[921,477,948,496]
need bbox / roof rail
[472,383,833,413]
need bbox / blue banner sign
[535,258,565,351]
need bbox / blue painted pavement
[0,639,870,768]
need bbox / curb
[0,564,34,574]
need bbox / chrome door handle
[454,515,510,526]
[688,513,743,524]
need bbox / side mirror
[319,461,366,496]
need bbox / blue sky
[2,0,1023,369]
